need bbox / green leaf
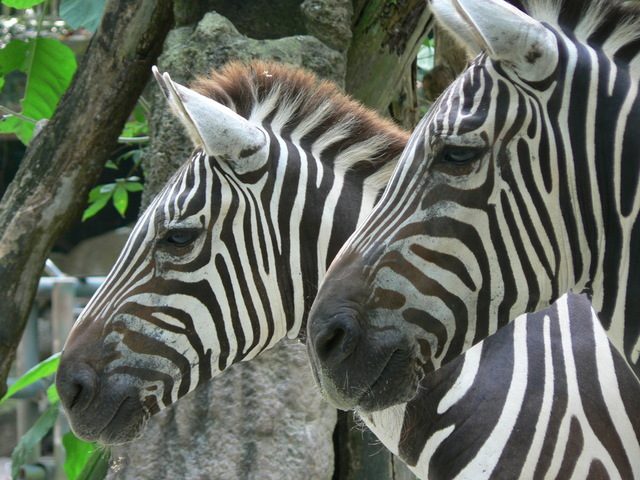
[12,402,60,478]
[63,433,100,480]
[120,121,148,138]
[0,39,29,77]
[105,160,118,170]
[82,192,111,221]
[120,103,149,138]
[88,183,115,202]
[60,0,106,33]
[76,446,110,480]
[1,0,46,7]
[124,182,143,193]
[0,352,60,405]
[47,383,60,404]
[112,185,128,217]
[0,38,77,144]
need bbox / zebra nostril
[56,362,98,413]
[314,315,360,367]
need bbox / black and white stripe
[309,0,640,373]
[56,53,638,477]
[56,62,407,443]
[363,293,640,479]
[307,0,640,476]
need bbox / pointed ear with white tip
[431,0,558,82]
[151,66,267,167]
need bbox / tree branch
[0,0,174,396]
[345,0,431,125]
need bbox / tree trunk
[0,0,174,396]
[346,0,432,128]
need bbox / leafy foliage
[60,0,106,33]
[0,37,77,144]
[121,103,149,138]
[1,0,46,8]
[11,402,60,478]
[417,37,435,72]
[3,351,107,479]
[63,433,108,480]
[83,145,145,221]
[83,175,143,221]
[0,351,59,404]
[76,447,111,480]
[2,1,115,478]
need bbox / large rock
[109,340,336,479]
[49,227,131,276]
[110,9,346,480]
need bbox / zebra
[55,60,407,444]
[54,61,638,477]
[307,0,640,474]
[360,293,640,479]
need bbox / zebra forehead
[187,60,408,148]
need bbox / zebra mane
[518,0,640,60]
[190,61,409,177]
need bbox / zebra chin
[67,395,150,445]
[312,346,424,413]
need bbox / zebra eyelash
[437,145,485,165]
[430,144,487,176]
[159,228,202,248]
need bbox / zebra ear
[431,0,558,81]
[152,66,266,162]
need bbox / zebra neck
[556,77,640,365]
[290,155,398,341]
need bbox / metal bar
[16,308,42,463]
[44,259,65,277]
[37,276,105,298]
[51,278,78,480]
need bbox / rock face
[49,227,131,276]
[109,8,347,480]
[109,340,336,479]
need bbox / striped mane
[518,0,640,61]
[190,61,409,172]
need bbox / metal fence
[9,260,104,480]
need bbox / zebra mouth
[95,395,147,445]
[64,387,148,445]
[354,349,423,412]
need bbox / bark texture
[347,0,432,127]
[0,0,174,396]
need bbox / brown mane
[190,60,409,168]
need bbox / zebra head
[56,62,406,443]
[307,0,640,411]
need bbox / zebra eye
[162,229,199,247]
[439,146,483,165]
